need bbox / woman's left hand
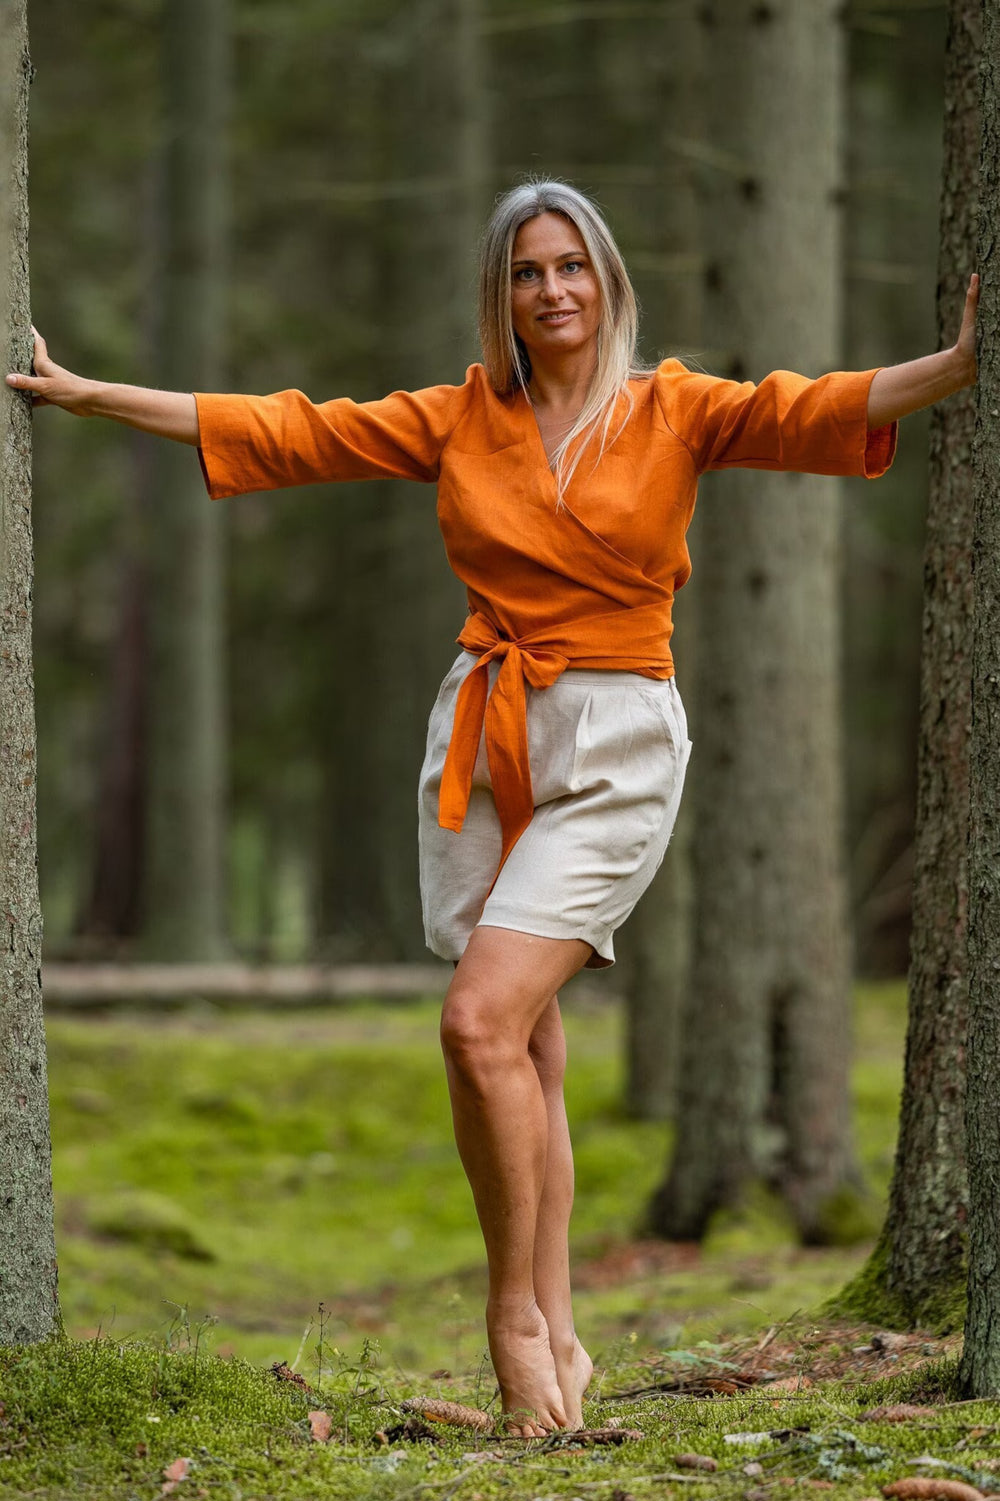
[867,273,980,427]
[954,272,979,386]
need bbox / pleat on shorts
[418,650,692,968]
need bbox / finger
[959,279,978,328]
[27,329,50,375]
[31,339,53,377]
[5,371,45,393]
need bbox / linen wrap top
[195,360,896,875]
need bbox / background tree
[0,0,59,1343]
[619,0,703,1120]
[313,0,479,959]
[843,8,945,978]
[839,0,978,1332]
[141,0,231,959]
[76,170,160,947]
[650,0,858,1241]
[958,0,1000,1398]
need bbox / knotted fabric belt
[437,604,674,880]
[438,613,570,876]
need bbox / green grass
[0,980,939,1498]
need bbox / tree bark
[957,0,1000,1399]
[841,0,977,1332]
[141,0,229,959]
[0,0,59,1342]
[650,0,857,1241]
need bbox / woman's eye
[562,261,582,274]
[513,268,538,282]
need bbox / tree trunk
[317,0,479,959]
[650,0,857,1242]
[0,0,59,1342]
[77,157,162,947]
[77,527,147,943]
[141,0,229,958]
[370,0,482,955]
[957,0,1000,1399]
[842,10,943,979]
[840,0,977,1332]
[621,0,703,1120]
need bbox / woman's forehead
[511,211,584,261]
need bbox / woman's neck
[526,350,597,415]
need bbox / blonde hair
[478,179,652,497]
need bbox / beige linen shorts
[418,650,692,968]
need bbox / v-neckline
[514,385,661,590]
[518,387,567,493]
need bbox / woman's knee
[440,985,518,1081]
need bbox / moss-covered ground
[4,980,992,1498]
[3,1330,996,1501]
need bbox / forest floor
[3,983,993,1499]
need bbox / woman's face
[509,212,602,365]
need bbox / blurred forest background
[28,0,943,980]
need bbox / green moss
[87,1190,218,1262]
[2,1335,998,1501]
[811,1183,885,1247]
[702,1181,799,1256]
[41,986,907,1369]
[830,1232,966,1334]
[829,1232,906,1323]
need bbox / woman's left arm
[867,273,979,429]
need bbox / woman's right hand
[6,330,200,442]
[5,328,94,413]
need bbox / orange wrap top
[195,361,896,872]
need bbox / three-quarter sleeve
[654,359,897,480]
[194,379,467,499]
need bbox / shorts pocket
[568,692,595,793]
[636,682,684,754]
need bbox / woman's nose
[540,269,564,300]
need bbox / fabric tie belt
[438,613,570,876]
[437,603,675,880]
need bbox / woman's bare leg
[440,925,590,1436]
[529,997,593,1427]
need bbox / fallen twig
[536,1426,644,1450]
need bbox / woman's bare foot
[487,1298,568,1437]
[552,1334,593,1429]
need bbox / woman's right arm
[5,330,199,445]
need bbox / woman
[8,180,978,1436]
